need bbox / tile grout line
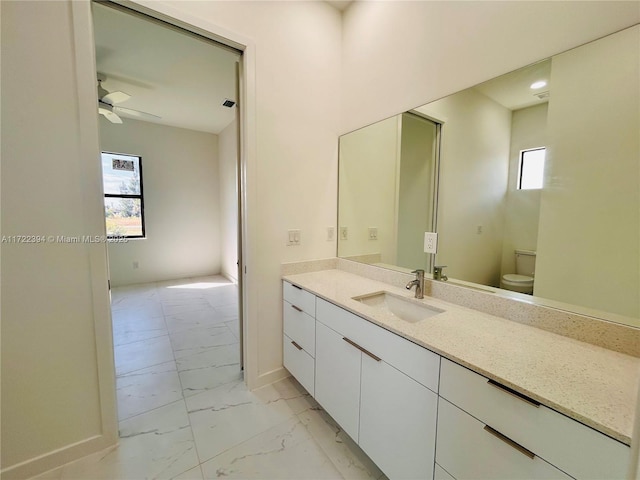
[112,276,243,479]
[159,282,206,475]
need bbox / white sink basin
[352,291,444,323]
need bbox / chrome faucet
[406,269,425,299]
[433,265,448,281]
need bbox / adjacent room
[93,2,244,421]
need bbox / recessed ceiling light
[530,80,547,90]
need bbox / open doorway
[92,1,244,422]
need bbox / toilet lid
[503,274,533,284]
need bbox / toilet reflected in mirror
[500,250,536,294]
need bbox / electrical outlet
[287,229,301,246]
[340,226,348,240]
[327,226,335,241]
[368,227,378,240]
[424,232,438,254]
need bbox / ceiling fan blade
[101,109,123,124]
[102,91,130,105]
[114,106,161,120]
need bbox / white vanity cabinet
[315,297,440,480]
[437,359,630,480]
[281,281,631,480]
[282,281,316,395]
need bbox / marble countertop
[282,269,640,445]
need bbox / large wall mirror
[338,25,639,328]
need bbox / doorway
[396,112,441,274]
[92,1,245,422]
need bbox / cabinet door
[315,321,362,442]
[359,355,438,480]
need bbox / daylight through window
[518,147,546,190]
[101,152,145,237]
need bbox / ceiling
[93,3,240,134]
[473,59,551,111]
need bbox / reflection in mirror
[339,112,440,272]
[338,25,639,327]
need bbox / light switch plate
[424,232,438,254]
[327,226,335,241]
[287,229,301,246]
[368,227,378,240]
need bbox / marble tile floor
[32,276,386,480]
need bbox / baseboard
[221,268,238,284]
[1,434,117,480]
[248,366,289,390]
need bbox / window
[101,152,145,237]
[517,147,546,190]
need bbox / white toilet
[500,249,536,294]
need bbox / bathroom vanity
[281,267,639,480]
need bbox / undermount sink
[352,291,444,323]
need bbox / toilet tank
[515,249,536,276]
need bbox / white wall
[500,103,548,276]
[418,89,511,287]
[341,1,640,134]
[100,117,221,286]
[218,119,239,282]
[338,116,400,263]
[534,26,639,318]
[1,2,117,477]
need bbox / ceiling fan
[97,77,160,124]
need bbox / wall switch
[424,232,438,254]
[368,227,378,240]
[132,261,139,269]
[476,225,483,234]
[340,226,348,240]
[327,226,335,241]
[287,229,301,246]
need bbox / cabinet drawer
[283,300,315,357]
[316,298,440,392]
[437,398,572,480]
[283,281,315,317]
[439,358,629,480]
[283,334,314,396]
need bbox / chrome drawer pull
[291,304,303,313]
[342,337,382,362]
[291,341,303,351]
[487,379,541,408]
[483,425,535,460]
